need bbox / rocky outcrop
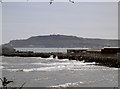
[0,45,16,54]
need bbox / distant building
[101,47,120,54]
[67,49,87,54]
[67,47,120,55]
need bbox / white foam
[5,64,101,72]
[50,80,105,87]
[5,65,66,72]
[3,56,117,72]
[36,56,54,60]
[0,66,4,69]
[3,59,106,72]
[50,81,85,87]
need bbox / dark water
[2,55,118,87]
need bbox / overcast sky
[2,2,118,44]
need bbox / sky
[1,2,118,44]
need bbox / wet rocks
[57,54,69,59]
[2,52,51,58]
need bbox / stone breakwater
[58,54,119,68]
[1,52,120,68]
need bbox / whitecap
[0,66,4,69]
[50,81,85,87]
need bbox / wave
[4,63,114,72]
[0,66,4,69]
[50,81,85,87]
[5,66,66,72]
[49,79,105,87]
[2,56,117,72]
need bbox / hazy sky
[2,2,118,44]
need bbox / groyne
[1,51,120,68]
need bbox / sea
[1,48,118,88]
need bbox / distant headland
[3,34,118,48]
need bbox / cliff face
[4,35,118,48]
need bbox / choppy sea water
[1,55,118,87]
